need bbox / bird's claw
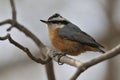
[53,52,66,65]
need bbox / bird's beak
[40,20,48,24]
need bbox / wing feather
[57,23,104,48]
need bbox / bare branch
[0,34,51,64]
[7,25,13,31]
[0,19,11,25]
[70,44,120,80]
[45,61,56,80]
[10,0,16,25]
[6,0,17,31]
[47,49,82,67]
[0,19,44,47]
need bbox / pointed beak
[40,20,48,24]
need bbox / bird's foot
[53,52,66,65]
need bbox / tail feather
[96,48,105,53]
[95,42,105,53]
[96,42,104,48]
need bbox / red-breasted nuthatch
[40,13,105,56]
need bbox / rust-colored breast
[48,28,96,56]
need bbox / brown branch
[70,44,120,80]
[45,61,56,80]
[0,34,51,64]
[10,0,16,23]
[7,0,17,31]
[0,19,45,47]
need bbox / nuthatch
[40,13,105,56]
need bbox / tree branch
[7,0,17,31]
[10,0,16,23]
[0,19,45,47]
[70,44,120,80]
[0,34,51,64]
[45,61,56,80]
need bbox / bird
[40,13,105,56]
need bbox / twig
[7,0,17,31]
[0,34,51,64]
[70,44,120,80]
[10,0,16,22]
[0,19,44,47]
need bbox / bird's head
[40,13,69,29]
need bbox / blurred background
[0,0,120,80]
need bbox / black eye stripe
[48,20,69,24]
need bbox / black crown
[48,13,61,20]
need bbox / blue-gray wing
[57,23,104,48]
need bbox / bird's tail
[95,42,105,53]
[95,48,105,53]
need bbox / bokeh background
[0,0,120,80]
